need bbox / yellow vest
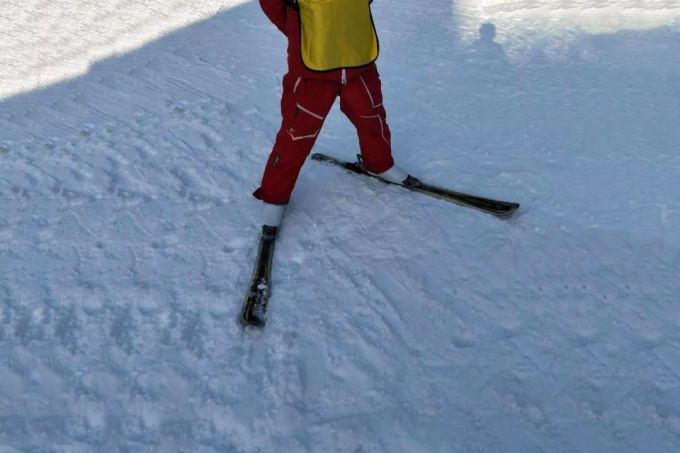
[298,0,379,72]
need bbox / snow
[1,0,680,451]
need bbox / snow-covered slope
[1,0,679,451]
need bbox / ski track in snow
[1,0,680,451]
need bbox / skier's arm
[259,0,288,35]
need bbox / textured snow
[1,0,680,451]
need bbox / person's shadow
[466,23,508,67]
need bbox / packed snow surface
[2,0,680,451]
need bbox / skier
[242,0,520,326]
[254,0,413,228]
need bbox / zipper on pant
[341,69,347,85]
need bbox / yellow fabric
[298,0,379,71]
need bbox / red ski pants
[254,67,395,205]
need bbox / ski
[241,225,278,327]
[311,153,520,217]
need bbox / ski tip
[494,203,521,218]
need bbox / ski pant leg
[254,74,339,205]
[339,67,395,174]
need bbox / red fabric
[259,0,377,82]
[259,0,287,34]
[254,66,394,205]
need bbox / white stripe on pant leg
[293,76,302,93]
[286,102,324,141]
[296,103,325,120]
[360,114,391,145]
[359,75,382,109]
[287,128,320,141]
